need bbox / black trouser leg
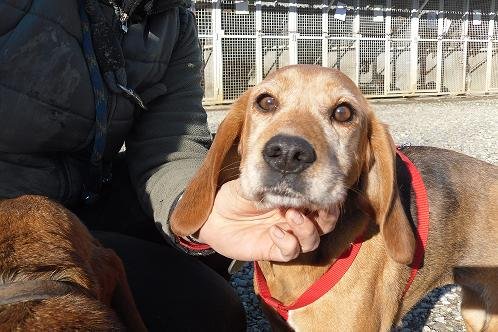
[93,232,246,332]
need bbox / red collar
[254,235,363,320]
[254,149,430,321]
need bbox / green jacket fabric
[0,0,211,236]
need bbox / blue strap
[79,0,110,201]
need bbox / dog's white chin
[260,193,309,209]
[256,184,348,211]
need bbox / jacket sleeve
[125,8,211,239]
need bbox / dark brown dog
[171,65,498,331]
[0,195,146,331]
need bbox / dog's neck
[257,195,374,306]
[256,155,420,307]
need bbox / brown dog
[171,65,498,331]
[0,195,146,331]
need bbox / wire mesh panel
[490,42,498,89]
[442,1,465,40]
[195,0,497,104]
[417,41,438,91]
[297,38,323,65]
[391,1,412,39]
[418,0,440,40]
[262,38,290,78]
[327,39,357,81]
[359,39,386,95]
[358,0,387,38]
[297,1,323,36]
[468,1,491,40]
[193,1,213,35]
[262,2,289,35]
[328,0,355,37]
[389,40,411,92]
[466,41,488,91]
[221,1,256,35]
[199,37,215,100]
[441,41,465,93]
[221,38,256,101]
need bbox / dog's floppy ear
[170,92,250,237]
[363,115,416,265]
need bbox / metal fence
[192,0,498,105]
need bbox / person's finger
[315,205,340,235]
[286,209,320,253]
[268,225,300,262]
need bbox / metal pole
[354,0,360,85]
[322,0,329,68]
[462,0,470,93]
[418,0,430,14]
[384,0,392,93]
[436,0,443,93]
[410,0,420,93]
[486,0,496,92]
[213,0,223,103]
[289,0,298,65]
[255,1,263,83]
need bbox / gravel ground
[206,95,498,331]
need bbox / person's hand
[196,179,340,262]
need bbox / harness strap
[397,149,430,296]
[254,234,364,321]
[0,279,88,306]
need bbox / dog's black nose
[263,135,316,173]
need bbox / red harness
[254,150,430,321]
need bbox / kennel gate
[192,0,498,105]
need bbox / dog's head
[171,65,415,264]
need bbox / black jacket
[0,0,211,235]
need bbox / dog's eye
[256,94,278,112]
[332,105,353,122]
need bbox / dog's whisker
[217,164,240,174]
[219,161,240,169]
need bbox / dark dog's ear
[170,91,250,237]
[363,115,415,265]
